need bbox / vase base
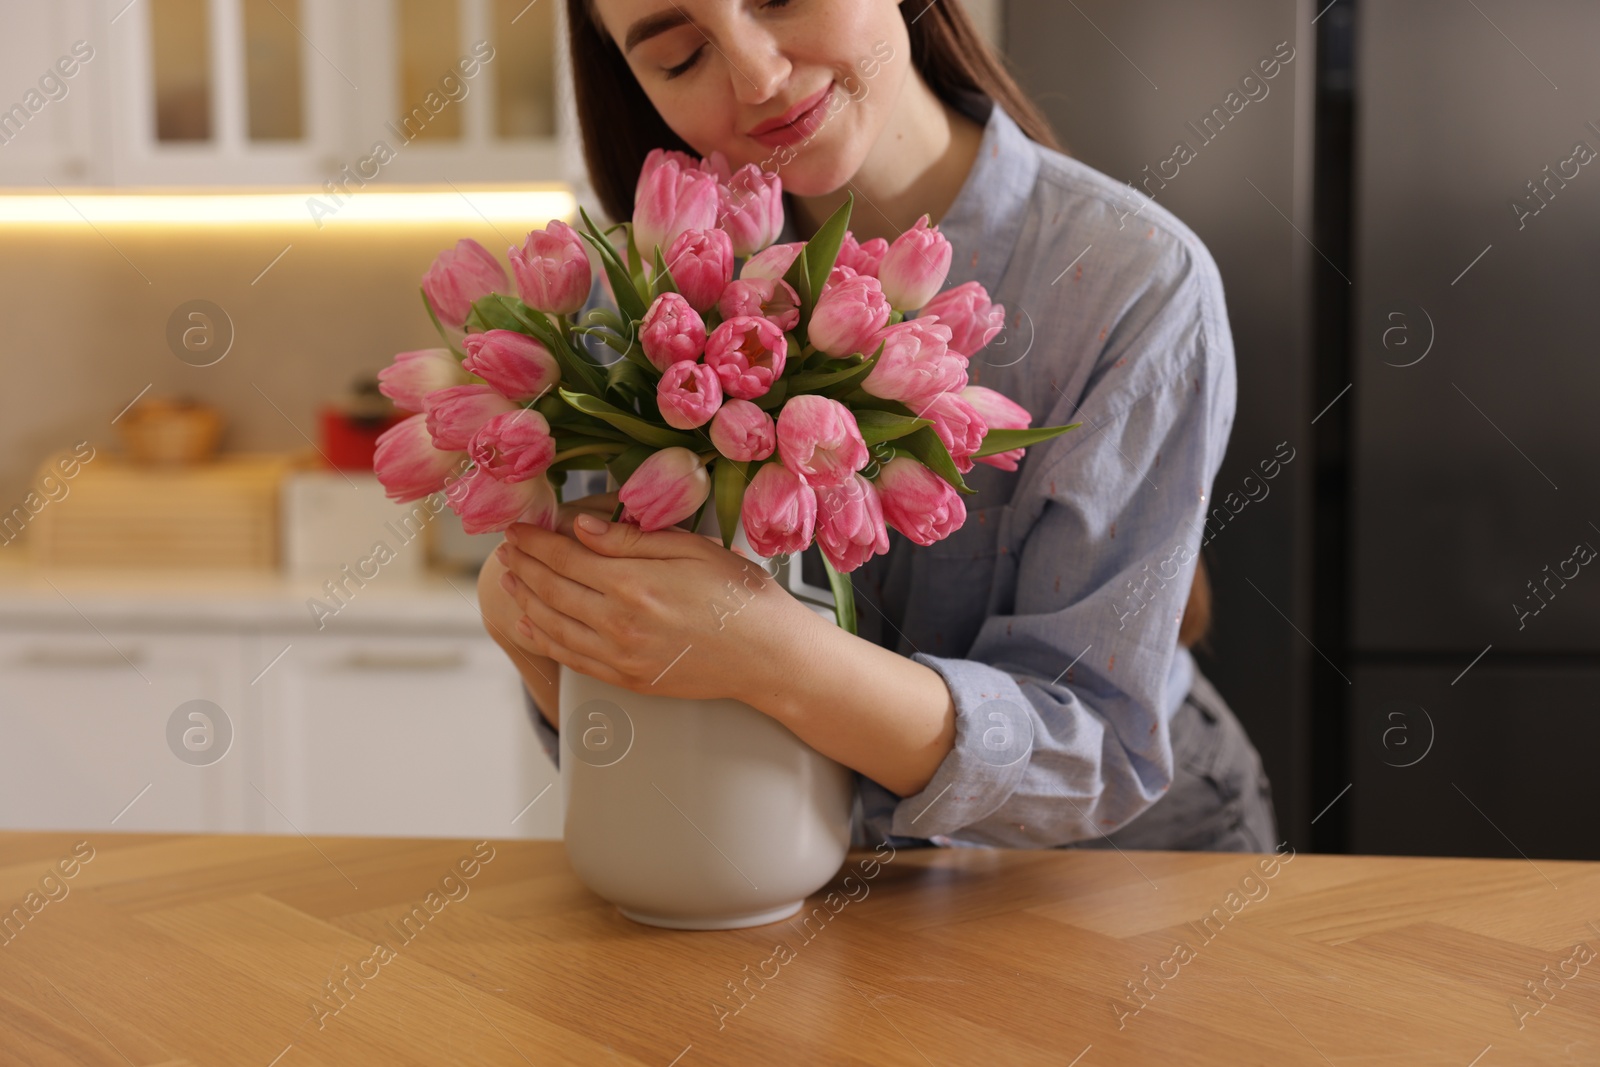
[617,899,805,931]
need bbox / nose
[722,24,789,107]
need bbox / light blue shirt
[525,93,1237,851]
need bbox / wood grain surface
[1,832,1596,1065]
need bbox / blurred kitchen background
[1,1,1594,859]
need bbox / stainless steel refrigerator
[1004,0,1600,858]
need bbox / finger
[553,504,615,538]
[570,513,715,560]
[515,603,626,687]
[513,492,620,538]
[499,532,610,601]
[499,546,608,622]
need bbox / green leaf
[804,194,853,309]
[785,343,882,397]
[550,431,623,449]
[547,454,610,472]
[606,443,655,491]
[577,325,635,357]
[584,307,628,334]
[752,378,789,411]
[627,230,645,280]
[419,287,465,356]
[605,355,658,410]
[651,245,679,300]
[893,425,975,495]
[465,294,522,333]
[783,246,814,332]
[578,205,647,322]
[558,387,701,450]
[712,457,751,551]
[972,423,1084,457]
[534,394,624,438]
[819,552,858,636]
[852,409,932,446]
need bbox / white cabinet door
[87,0,568,187]
[248,630,559,839]
[0,628,248,833]
[0,1,104,186]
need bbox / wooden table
[1,833,1596,1066]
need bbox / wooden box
[30,451,297,569]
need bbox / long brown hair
[564,0,1062,222]
[563,0,1213,649]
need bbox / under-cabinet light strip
[0,188,577,225]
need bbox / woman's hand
[476,491,628,726]
[494,495,823,706]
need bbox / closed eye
[661,0,794,81]
[664,43,706,80]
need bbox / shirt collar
[774,95,1040,301]
[933,95,1040,300]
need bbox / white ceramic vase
[557,497,856,930]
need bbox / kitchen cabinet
[0,2,101,186]
[0,596,561,840]
[0,628,248,834]
[245,629,556,840]
[1,0,571,188]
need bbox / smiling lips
[747,83,834,149]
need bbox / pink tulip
[775,394,869,488]
[809,269,892,358]
[709,398,776,461]
[618,447,711,531]
[461,330,561,402]
[641,148,704,183]
[718,163,784,256]
[919,391,988,474]
[814,472,889,572]
[664,227,735,313]
[862,319,967,408]
[374,413,468,503]
[378,348,470,413]
[423,385,517,451]
[878,214,952,311]
[962,385,1032,471]
[656,359,724,430]
[874,456,967,546]
[696,149,733,183]
[740,460,817,558]
[634,150,722,260]
[423,239,508,329]
[921,281,1006,357]
[705,315,788,400]
[740,241,804,282]
[639,292,708,372]
[836,230,888,278]
[467,409,556,482]
[509,220,592,317]
[454,466,560,535]
[717,277,800,332]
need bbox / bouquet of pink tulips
[374,149,1076,631]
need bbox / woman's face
[589,0,911,196]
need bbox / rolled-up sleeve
[882,239,1235,848]
[525,686,562,769]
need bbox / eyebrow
[624,10,693,53]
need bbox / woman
[478,0,1278,852]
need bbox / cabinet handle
[333,650,469,672]
[15,646,146,669]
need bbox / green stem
[552,442,627,463]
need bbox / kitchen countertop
[0,548,493,632]
[2,831,1595,1065]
